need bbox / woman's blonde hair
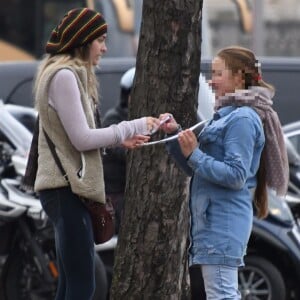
[217,45,270,218]
[34,43,99,106]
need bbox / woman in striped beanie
[29,7,159,300]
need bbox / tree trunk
[110,1,203,299]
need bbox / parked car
[0,58,136,118]
[241,191,300,300]
[1,56,300,124]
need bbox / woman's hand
[146,117,161,134]
[122,135,150,149]
[159,113,179,134]
[178,129,198,158]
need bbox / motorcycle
[0,176,57,299]
[0,171,109,300]
[0,103,110,300]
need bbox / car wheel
[238,255,286,300]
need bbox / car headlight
[268,189,294,225]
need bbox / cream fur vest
[34,64,105,204]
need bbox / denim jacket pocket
[199,126,223,146]
[191,195,210,233]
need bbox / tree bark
[110,1,203,299]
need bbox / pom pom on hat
[46,8,107,54]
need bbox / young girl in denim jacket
[161,46,288,300]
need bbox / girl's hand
[122,135,150,149]
[159,113,179,134]
[178,129,198,158]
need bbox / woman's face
[89,34,107,66]
[211,56,243,98]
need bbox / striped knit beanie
[46,8,107,54]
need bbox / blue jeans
[39,187,95,300]
[201,264,241,300]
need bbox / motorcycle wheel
[239,255,286,300]
[1,248,108,300]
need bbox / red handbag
[83,197,115,244]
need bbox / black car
[241,191,300,299]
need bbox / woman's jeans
[190,264,241,300]
[39,187,95,300]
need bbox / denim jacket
[166,106,265,267]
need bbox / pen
[150,115,172,135]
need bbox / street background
[202,0,300,58]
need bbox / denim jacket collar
[214,106,236,120]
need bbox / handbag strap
[21,116,40,190]
[43,129,69,184]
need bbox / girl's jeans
[189,265,241,300]
[40,187,95,300]
[201,264,241,300]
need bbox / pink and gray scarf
[215,86,289,196]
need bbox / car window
[5,78,35,107]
